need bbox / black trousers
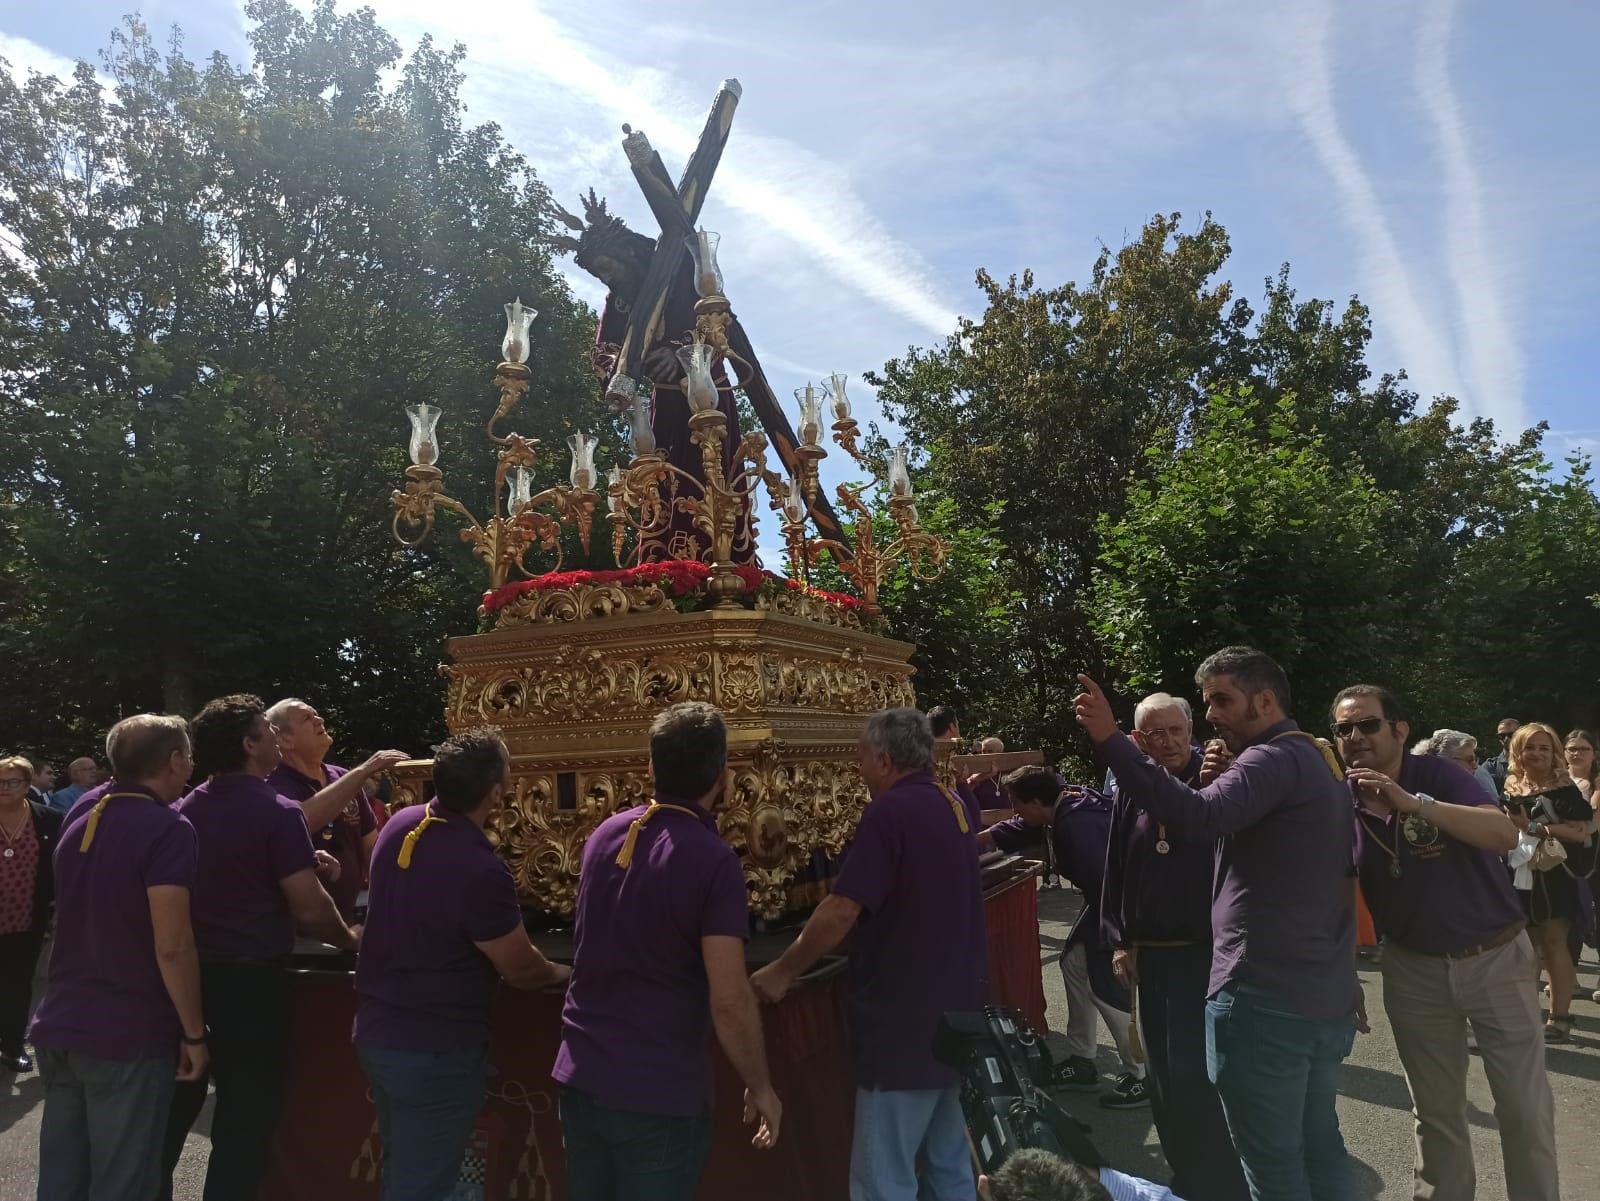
[1138,943,1250,1201]
[158,959,293,1201]
[0,929,43,1057]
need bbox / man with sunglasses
[1331,685,1555,1201]
[1483,717,1519,797]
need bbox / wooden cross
[613,80,852,555]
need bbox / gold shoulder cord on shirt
[397,803,444,869]
[935,786,971,834]
[78,792,155,853]
[615,802,704,869]
[1269,730,1346,781]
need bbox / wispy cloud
[359,0,958,340]
[1415,0,1525,429]
[0,31,80,81]
[1275,2,1460,405]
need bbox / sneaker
[1100,1072,1151,1109]
[1592,989,1600,1004]
[1050,1056,1100,1093]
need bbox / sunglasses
[1331,717,1388,739]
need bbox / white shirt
[1099,1167,1183,1201]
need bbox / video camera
[933,1007,1105,1175]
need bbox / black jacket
[14,800,64,937]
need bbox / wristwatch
[181,1030,207,1045]
[1415,792,1437,821]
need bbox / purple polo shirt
[176,774,318,960]
[355,803,523,1051]
[953,781,984,836]
[268,760,376,919]
[30,781,197,1060]
[1102,748,1214,948]
[989,786,1114,949]
[1353,755,1523,954]
[553,797,750,1117]
[834,771,990,1090]
[1097,720,1356,1022]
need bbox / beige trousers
[1381,933,1558,1201]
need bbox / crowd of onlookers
[2,653,1595,1201]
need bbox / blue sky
[4,0,1597,478]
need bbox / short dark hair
[105,714,191,780]
[191,693,269,777]
[1329,684,1405,724]
[928,705,960,738]
[1196,646,1293,714]
[431,727,508,814]
[1003,765,1059,807]
[988,1149,1110,1201]
[650,702,727,799]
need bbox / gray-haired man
[754,708,989,1201]
[1102,692,1246,1200]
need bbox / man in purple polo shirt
[266,696,409,919]
[1331,684,1557,1201]
[931,704,984,834]
[980,766,1148,1110]
[754,707,988,1201]
[356,727,569,1201]
[30,713,207,1201]
[158,694,360,1201]
[1102,692,1246,1201]
[556,702,780,1200]
[1075,648,1359,1201]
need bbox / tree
[1087,388,1407,722]
[871,212,1568,756]
[0,1,613,762]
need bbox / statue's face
[588,253,630,294]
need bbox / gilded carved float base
[390,606,917,920]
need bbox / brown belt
[1403,921,1525,961]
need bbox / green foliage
[0,1,615,762]
[873,212,1595,756]
[1089,388,1405,721]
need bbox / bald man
[46,757,107,814]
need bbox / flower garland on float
[481,561,863,617]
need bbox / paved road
[3,889,1598,1198]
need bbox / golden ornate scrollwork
[404,607,914,919]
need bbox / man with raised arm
[1075,647,1359,1201]
[31,714,207,1201]
[266,696,408,920]
[1331,684,1555,1201]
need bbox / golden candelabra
[780,376,947,617]
[388,233,948,619]
[390,299,604,590]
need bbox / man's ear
[1395,720,1410,745]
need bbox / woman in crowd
[1503,722,1594,1041]
[1416,729,1500,801]
[1566,729,1598,803]
[0,755,64,1073]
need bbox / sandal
[1545,1016,1573,1043]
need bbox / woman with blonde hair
[1503,722,1594,1041]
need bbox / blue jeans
[358,1042,488,1201]
[559,1085,712,1201]
[1206,984,1355,1201]
[36,1047,176,1201]
[850,1086,973,1201]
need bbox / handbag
[1530,837,1568,872]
